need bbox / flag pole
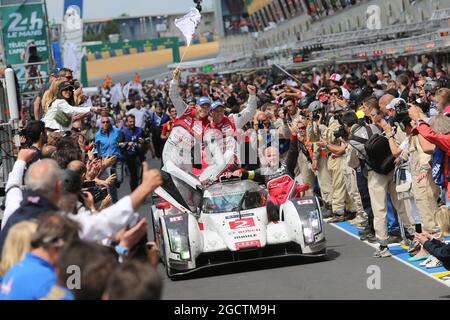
[177,45,191,68]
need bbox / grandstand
[174,0,450,73]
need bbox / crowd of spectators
[0,51,449,299]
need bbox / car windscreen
[202,191,263,214]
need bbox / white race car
[151,178,326,278]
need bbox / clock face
[64,5,82,31]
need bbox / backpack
[350,126,396,175]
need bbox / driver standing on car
[162,68,211,211]
[199,85,258,183]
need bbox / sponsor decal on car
[229,217,255,229]
[297,199,314,205]
[225,212,254,219]
[234,234,258,240]
[169,216,183,222]
[237,228,261,234]
[235,240,261,250]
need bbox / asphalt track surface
[118,157,450,300]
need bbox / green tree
[83,20,119,42]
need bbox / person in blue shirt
[121,114,146,191]
[0,215,80,300]
[95,116,124,203]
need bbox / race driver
[199,84,258,183]
[162,68,211,210]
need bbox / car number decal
[229,217,255,229]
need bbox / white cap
[328,73,342,82]
[386,97,406,110]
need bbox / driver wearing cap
[198,85,257,183]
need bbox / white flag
[110,83,124,105]
[175,7,202,47]
[122,82,131,100]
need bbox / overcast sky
[46,0,215,23]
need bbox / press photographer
[120,114,148,191]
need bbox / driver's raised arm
[169,68,188,117]
[232,85,257,129]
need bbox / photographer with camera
[305,101,333,216]
[318,107,356,223]
[356,98,416,257]
[392,105,443,265]
[409,106,450,208]
[121,114,147,191]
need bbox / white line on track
[327,222,450,288]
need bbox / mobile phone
[415,224,422,234]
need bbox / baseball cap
[196,96,212,106]
[211,101,225,111]
[50,68,59,77]
[58,81,74,91]
[328,73,342,82]
[386,98,406,110]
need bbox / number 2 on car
[229,217,255,229]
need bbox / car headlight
[303,210,322,245]
[168,229,191,260]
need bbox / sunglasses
[330,92,339,95]
[102,121,110,124]
[298,126,306,130]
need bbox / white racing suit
[161,79,208,212]
[200,94,258,183]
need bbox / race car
[151,177,326,278]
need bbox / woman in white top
[42,81,101,132]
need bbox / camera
[389,98,411,128]
[82,180,96,188]
[87,185,108,203]
[333,125,348,139]
[312,109,321,120]
[257,121,265,129]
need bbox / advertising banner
[62,0,84,80]
[1,2,50,83]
